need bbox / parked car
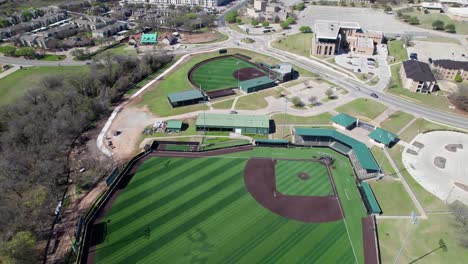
[370,93,379,98]
[367,58,375,62]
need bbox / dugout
[360,182,382,215]
[254,139,289,147]
[166,120,183,133]
[168,89,206,107]
[331,113,357,130]
[196,113,269,135]
[239,76,276,93]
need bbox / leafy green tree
[299,26,312,33]
[0,19,11,28]
[236,17,242,24]
[384,6,392,12]
[291,96,304,107]
[432,20,445,30]
[408,16,419,25]
[455,74,463,82]
[225,11,238,23]
[0,231,38,264]
[262,21,270,27]
[0,45,17,56]
[445,23,456,33]
[14,47,35,58]
[280,21,290,29]
[295,2,305,11]
[286,17,296,24]
[251,19,259,26]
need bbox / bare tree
[308,96,318,105]
[401,34,413,47]
[325,88,334,99]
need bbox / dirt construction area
[178,31,221,44]
[244,158,343,223]
[402,131,468,205]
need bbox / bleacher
[330,141,352,155]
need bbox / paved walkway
[384,148,428,219]
[374,108,397,125]
[0,65,20,79]
[397,117,417,135]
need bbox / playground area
[86,147,371,264]
[402,131,468,205]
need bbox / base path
[244,158,343,223]
[233,67,266,81]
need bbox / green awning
[331,113,356,128]
[140,33,158,44]
[368,128,398,146]
[361,182,382,214]
[254,139,289,144]
[166,120,182,130]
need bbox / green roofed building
[294,128,380,179]
[140,33,157,45]
[166,120,183,133]
[368,128,398,147]
[331,113,357,130]
[196,113,269,135]
[239,76,276,93]
[361,182,382,215]
[168,89,206,107]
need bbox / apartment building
[122,0,229,8]
[432,59,468,81]
[400,60,438,93]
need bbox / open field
[0,66,88,106]
[211,98,234,109]
[93,147,367,263]
[387,40,408,62]
[387,64,454,113]
[275,160,332,196]
[335,98,388,120]
[369,180,415,215]
[378,215,468,264]
[38,54,66,61]
[271,33,313,58]
[370,146,396,177]
[271,113,333,125]
[235,89,277,110]
[379,111,414,134]
[191,56,257,91]
[397,118,466,143]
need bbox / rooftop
[432,59,468,71]
[273,63,293,74]
[167,89,205,104]
[166,120,183,130]
[141,32,157,43]
[356,37,374,48]
[196,113,269,129]
[295,128,380,171]
[361,182,382,214]
[331,113,357,128]
[402,60,436,82]
[368,128,398,146]
[315,20,361,40]
[239,76,275,90]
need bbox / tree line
[0,51,173,263]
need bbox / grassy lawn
[275,160,332,196]
[401,12,468,35]
[379,111,415,134]
[98,43,137,58]
[378,215,468,264]
[335,98,388,120]
[271,113,333,125]
[370,146,396,177]
[191,56,255,90]
[211,98,234,109]
[200,139,250,151]
[0,66,88,106]
[271,33,313,58]
[414,36,461,45]
[369,179,415,215]
[235,89,277,110]
[387,64,454,113]
[95,147,367,263]
[38,54,66,61]
[398,118,465,143]
[387,40,408,62]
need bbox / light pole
[393,212,418,264]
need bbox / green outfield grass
[94,147,367,263]
[275,160,332,196]
[191,56,260,91]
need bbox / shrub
[251,19,259,26]
[225,11,238,23]
[0,45,17,56]
[445,23,456,33]
[408,16,419,25]
[291,96,305,107]
[286,17,296,24]
[14,47,35,58]
[299,26,312,33]
[432,20,445,30]
[295,2,305,11]
[455,74,463,83]
[280,21,290,29]
[262,21,269,27]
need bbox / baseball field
[92,147,367,263]
[190,56,266,91]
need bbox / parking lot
[407,41,468,64]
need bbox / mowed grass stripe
[101,160,246,262]
[301,221,353,263]
[275,161,332,196]
[116,186,248,263]
[100,159,242,252]
[260,223,320,263]
[102,158,240,235]
[223,217,288,264]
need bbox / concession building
[196,113,270,135]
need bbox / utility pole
[393,212,418,264]
[58,211,77,255]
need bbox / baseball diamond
[85,147,371,264]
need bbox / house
[312,20,383,56]
[158,32,177,45]
[92,22,128,38]
[431,59,468,81]
[400,60,438,93]
[140,33,158,45]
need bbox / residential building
[431,59,468,81]
[92,21,128,38]
[400,60,438,93]
[121,0,230,8]
[254,0,267,11]
[312,20,383,56]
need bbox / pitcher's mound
[298,172,310,180]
